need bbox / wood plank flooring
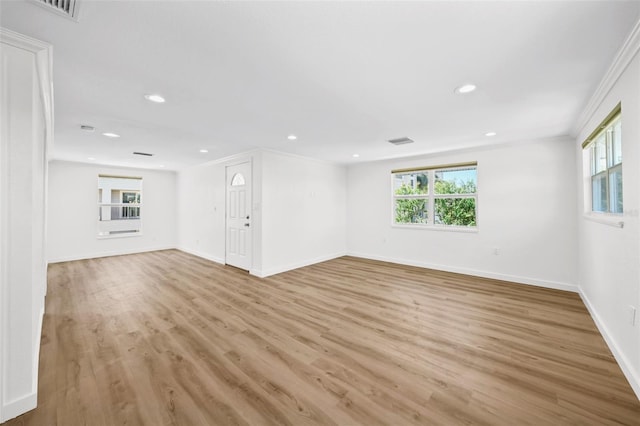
[4,250,640,425]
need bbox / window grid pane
[591,173,607,213]
[434,167,477,195]
[395,198,428,224]
[593,134,607,175]
[611,119,622,166]
[608,166,623,214]
[394,172,428,195]
[434,198,476,226]
[392,166,477,228]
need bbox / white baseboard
[176,247,225,265]
[47,246,177,264]
[346,252,579,293]
[1,392,37,423]
[579,289,640,400]
[252,252,347,278]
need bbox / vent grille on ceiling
[133,152,153,157]
[31,0,80,20]
[388,137,414,146]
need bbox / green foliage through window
[393,166,477,228]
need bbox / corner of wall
[579,288,640,400]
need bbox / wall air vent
[133,152,153,157]
[30,0,80,21]
[388,137,414,146]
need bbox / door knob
[244,223,250,227]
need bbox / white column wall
[575,46,640,398]
[0,30,52,422]
[259,150,347,277]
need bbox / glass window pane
[609,167,623,214]
[434,167,477,194]
[593,134,607,174]
[394,172,428,195]
[611,119,622,166]
[231,173,246,186]
[591,173,608,212]
[395,198,428,224]
[434,198,476,226]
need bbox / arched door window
[230,173,246,186]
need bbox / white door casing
[225,162,252,271]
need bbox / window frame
[391,162,478,231]
[582,103,622,217]
[97,175,143,239]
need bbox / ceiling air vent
[31,0,80,20]
[388,137,414,146]
[133,152,153,157]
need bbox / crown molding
[572,18,640,136]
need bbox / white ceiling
[1,1,638,170]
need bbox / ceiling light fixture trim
[144,94,166,103]
[454,84,477,94]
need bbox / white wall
[47,161,177,262]
[347,137,578,291]
[259,150,347,276]
[576,46,640,396]
[177,152,261,267]
[178,150,347,277]
[0,30,52,422]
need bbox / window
[393,163,477,228]
[583,103,622,214]
[230,172,246,186]
[97,175,142,237]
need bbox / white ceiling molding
[572,18,640,137]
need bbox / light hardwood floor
[4,250,640,425]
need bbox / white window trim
[391,164,478,230]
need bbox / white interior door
[226,162,252,271]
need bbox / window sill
[97,232,143,240]
[392,224,478,233]
[582,214,624,228]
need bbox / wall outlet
[493,247,500,255]
[630,305,637,326]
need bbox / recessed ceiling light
[88,157,96,160]
[80,125,95,132]
[454,84,477,94]
[287,134,297,140]
[144,94,166,103]
[159,165,165,168]
[485,132,497,137]
[352,154,360,158]
[102,132,120,138]
[200,149,208,153]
